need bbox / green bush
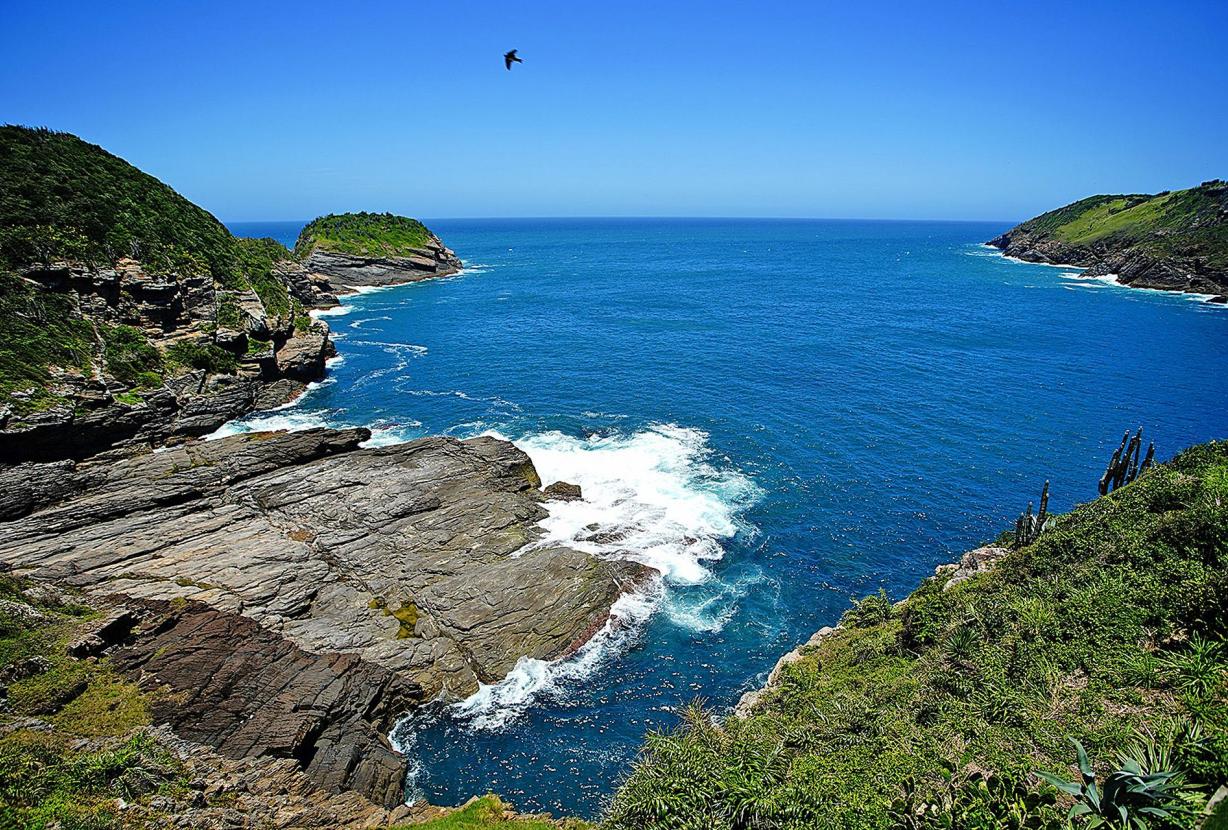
[100,324,161,386]
[165,340,237,374]
[605,442,1228,829]
[294,211,436,260]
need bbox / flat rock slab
[0,428,650,701]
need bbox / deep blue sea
[225,219,1228,818]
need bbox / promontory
[988,179,1228,302]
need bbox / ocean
[223,218,1228,817]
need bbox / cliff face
[0,257,334,463]
[0,427,651,808]
[988,181,1228,302]
[0,127,338,464]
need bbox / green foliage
[0,271,95,412]
[606,442,1228,829]
[841,588,895,628]
[398,794,589,829]
[0,126,234,277]
[233,236,292,317]
[294,211,437,260]
[165,340,238,375]
[1036,739,1198,829]
[1009,180,1228,271]
[0,126,313,411]
[0,730,183,830]
[100,324,162,386]
[889,761,1061,830]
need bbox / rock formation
[0,427,652,805]
[987,181,1228,301]
[303,240,463,292]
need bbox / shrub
[165,340,237,375]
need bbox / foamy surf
[309,304,354,318]
[438,424,761,730]
[505,424,761,584]
[447,588,659,731]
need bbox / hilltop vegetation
[0,126,236,278]
[0,126,321,422]
[606,442,1228,829]
[989,180,1228,297]
[294,212,438,260]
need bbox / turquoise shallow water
[226,218,1228,817]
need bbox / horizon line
[223,215,1021,226]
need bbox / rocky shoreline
[0,215,644,825]
[986,182,1228,303]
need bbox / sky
[2,0,1226,222]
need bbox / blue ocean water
[224,218,1228,818]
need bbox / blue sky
[2,0,1225,221]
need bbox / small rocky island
[294,212,463,291]
[0,126,644,827]
[988,179,1228,302]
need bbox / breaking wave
[440,423,762,730]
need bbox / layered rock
[0,428,653,802]
[1,257,335,464]
[303,237,462,292]
[988,228,1228,299]
[987,182,1228,301]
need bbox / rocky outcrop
[0,428,653,802]
[988,229,1228,300]
[1,258,335,464]
[987,183,1228,302]
[303,237,462,292]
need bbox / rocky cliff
[0,427,651,812]
[988,180,1228,302]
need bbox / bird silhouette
[504,49,523,70]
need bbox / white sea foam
[440,424,761,729]
[349,315,392,329]
[505,424,760,584]
[449,588,660,731]
[309,304,354,318]
[205,409,333,440]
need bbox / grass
[294,212,437,260]
[1010,179,1228,271]
[0,271,96,413]
[400,796,592,829]
[0,573,187,830]
[604,441,1228,830]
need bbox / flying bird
[504,49,523,70]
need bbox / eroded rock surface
[304,237,462,291]
[0,428,651,801]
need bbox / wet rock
[110,600,417,808]
[543,481,583,501]
[1,429,651,712]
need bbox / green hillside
[605,443,1228,829]
[1002,181,1228,271]
[294,212,437,260]
[0,127,316,417]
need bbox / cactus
[1098,427,1155,495]
[1013,479,1050,548]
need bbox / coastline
[986,244,1227,305]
